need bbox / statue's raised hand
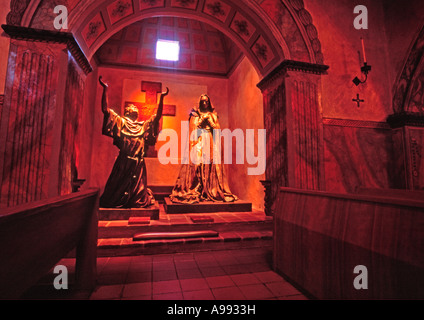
[161,87,169,97]
[99,76,108,88]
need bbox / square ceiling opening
[156,39,180,61]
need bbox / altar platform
[99,203,160,220]
[97,204,272,257]
[164,197,252,214]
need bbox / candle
[361,37,367,64]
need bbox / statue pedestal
[164,197,252,214]
[99,203,160,221]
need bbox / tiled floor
[87,248,307,300]
[22,248,307,300]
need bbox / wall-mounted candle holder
[353,62,372,86]
[353,38,371,86]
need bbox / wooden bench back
[274,187,424,299]
[0,189,99,299]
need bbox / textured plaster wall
[323,125,395,193]
[305,0,393,121]
[303,0,424,193]
[227,57,265,210]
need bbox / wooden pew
[0,188,99,299]
[355,187,424,200]
[274,187,424,300]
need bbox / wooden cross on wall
[140,81,176,120]
[124,81,176,157]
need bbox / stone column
[0,25,92,207]
[388,114,424,190]
[257,60,328,213]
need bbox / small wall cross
[352,94,364,108]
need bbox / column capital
[257,60,329,91]
[1,24,92,75]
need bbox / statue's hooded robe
[100,109,158,208]
[170,95,238,204]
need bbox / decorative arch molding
[392,24,424,117]
[282,0,324,65]
[388,24,424,191]
[6,0,31,26]
[9,0,325,78]
[69,0,289,77]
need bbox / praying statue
[98,76,169,208]
[170,94,238,204]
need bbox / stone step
[96,205,272,257]
[133,230,220,241]
[96,230,273,257]
[98,214,273,239]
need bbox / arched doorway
[1,0,328,212]
[86,15,270,210]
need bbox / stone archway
[388,24,424,190]
[8,0,325,77]
[391,24,424,116]
[1,0,329,211]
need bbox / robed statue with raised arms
[98,76,169,208]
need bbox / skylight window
[156,40,180,61]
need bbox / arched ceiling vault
[95,17,245,77]
[9,0,325,78]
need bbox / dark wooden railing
[0,188,99,299]
[274,187,424,299]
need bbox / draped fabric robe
[170,108,238,204]
[100,109,158,208]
